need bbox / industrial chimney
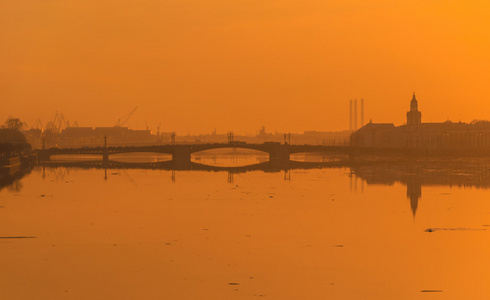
[353,99,358,130]
[349,100,353,131]
[360,98,364,128]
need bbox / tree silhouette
[2,117,25,130]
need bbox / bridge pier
[172,148,192,168]
[103,135,109,165]
[269,144,290,163]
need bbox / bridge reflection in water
[41,158,346,175]
[7,156,490,218]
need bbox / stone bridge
[37,142,352,166]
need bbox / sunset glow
[3,1,490,133]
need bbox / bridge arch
[191,147,269,167]
[189,143,273,154]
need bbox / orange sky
[2,0,490,134]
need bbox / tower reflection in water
[350,158,490,217]
[5,157,490,219]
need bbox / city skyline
[4,92,487,136]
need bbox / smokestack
[361,98,364,127]
[354,99,358,130]
[349,100,353,131]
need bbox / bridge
[36,142,352,167]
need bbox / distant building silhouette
[406,93,422,125]
[351,94,490,152]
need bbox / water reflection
[110,152,172,163]
[407,178,421,217]
[350,157,490,216]
[23,155,490,218]
[0,166,32,192]
[41,156,343,173]
[48,152,346,168]
[4,156,490,299]
[290,152,347,163]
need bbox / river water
[1,154,490,299]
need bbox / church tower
[407,93,422,125]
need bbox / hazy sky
[2,0,490,134]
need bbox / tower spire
[407,93,422,125]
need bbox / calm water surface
[1,155,490,299]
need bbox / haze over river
[2,153,490,299]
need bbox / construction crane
[115,107,138,127]
[46,112,67,133]
[30,119,43,130]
